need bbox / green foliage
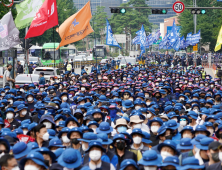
[110,0,152,38]
[178,0,222,51]
[19,0,77,46]
[0,0,17,19]
[91,6,108,43]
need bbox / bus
[29,46,42,58]
[41,43,69,67]
[67,44,77,62]
[92,45,108,60]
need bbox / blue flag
[185,32,192,47]
[180,36,185,49]
[132,36,140,45]
[106,19,121,49]
[191,30,201,45]
[169,19,178,46]
[153,30,161,43]
[173,37,180,51]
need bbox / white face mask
[144,167,156,170]
[129,98,134,102]
[64,167,74,170]
[82,143,88,151]
[43,122,52,129]
[145,95,149,98]
[133,136,142,144]
[161,151,173,160]
[193,109,199,113]
[211,85,214,88]
[68,126,75,129]
[59,86,62,89]
[133,124,142,129]
[8,100,13,105]
[146,113,152,119]
[122,107,126,111]
[63,97,67,101]
[6,113,13,119]
[146,102,151,106]
[135,106,141,110]
[24,165,39,170]
[219,152,222,161]
[82,80,86,83]
[11,166,20,170]
[42,132,49,141]
[23,130,28,135]
[40,88,44,91]
[183,134,192,139]
[151,126,159,133]
[172,118,178,122]
[180,120,187,127]
[27,97,33,102]
[21,110,27,116]
[81,87,86,91]
[1,93,5,96]
[89,150,101,161]
[62,136,70,143]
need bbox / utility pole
[193,0,197,66]
[25,27,29,74]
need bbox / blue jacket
[39,77,45,85]
[172,132,181,145]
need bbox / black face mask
[185,106,190,109]
[94,118,102,122]
[216,97,221,101]
[206,106,210,109]
[116,142,125,150]
[101,90,106,93]
[165,135,173,140]
[8,68,12,71]
[212,152,220,162]
[75,114,82,120]
[71,138,79,145]
[200,104,205,107]
[189,119,192,123]
[156,96,161,99]
[155,111,159,115]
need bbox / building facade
[73,0,122,17]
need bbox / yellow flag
[56,1,93,50]
[215,26,222,51]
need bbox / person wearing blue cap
[36,147,56,167]
[67,127,83,150]
[19,151,48,170]
[12,142,32,161]
[119,159,139,170]
[5,108,21,131]
[15,104,30,123]
[83,140,115,170]
[180,157,205,170]
[159,156,181,170]
[157,140,179,160]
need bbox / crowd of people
[0,59,222,170]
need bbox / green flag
[15,0,45,29]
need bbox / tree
[19,0,77,45]
[178,0,222,51]
[91,6,108,44]
[109,0,152,52]
[0,0,17,19]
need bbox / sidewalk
[205,68,215,79]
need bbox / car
[32,67,62,82]
[15,74,39,86]
[119,57,137,68]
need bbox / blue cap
[138,150,162,166]
[48,137,65,149]
[191,134,208,145]
[12,142,32,159]
[177,138,193,150]
[122,100,134,108]
[180,157,205,170]
[96,122,113,134]
[67,127,83,139]
[78,132,97,142]
[48,129,56,139]
[142,131,152,144]
[131,128,144,137]
[166,120,180,130]
[119,159,139,170]
[158,140,179,155]
[36,147,56,163]
[159,156,180,169]
[196,137,214,150]
[97,133,112,145]
[27,142,39,150]
[54,148,64,161]
[20,151,48,170]
[85,140,106,153]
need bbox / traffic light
[20,38,25,49]
[25,39,32,50]
[111,8,126,14]
[152,9,168,14]
[191,9,206,14]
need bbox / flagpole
[53,27,55,68]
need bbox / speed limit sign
[172,1,185,13]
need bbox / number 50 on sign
[173,1,185,13]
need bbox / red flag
[4,119,10,128]
[25,0,58,39]
[17,134,31,144]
